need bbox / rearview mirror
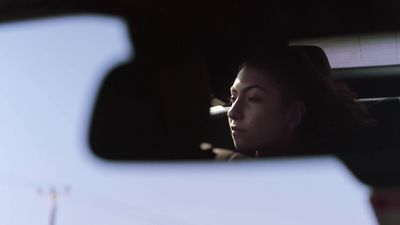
[89,40,400,188]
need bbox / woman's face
[227,67,295,156]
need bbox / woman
[227,47,372,157]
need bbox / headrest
[339,97,400,186]
[355,97,400,150]
[290,45,332,77]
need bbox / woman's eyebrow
[242,85,267,93]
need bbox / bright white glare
[0,14,133,225]
[210,105,228,115]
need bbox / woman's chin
[234,144,257,157]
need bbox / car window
[291,32,400,68]
[0,14,378,225]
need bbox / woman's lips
[231,126,247,135]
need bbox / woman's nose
[227,99,243,121]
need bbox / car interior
[2,0,400,224]
[84,0,400,189]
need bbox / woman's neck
[255,134,299,158]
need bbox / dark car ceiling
[1,0,400,37]
[3,0,400,53]
[2,0,400,101]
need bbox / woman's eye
[248,97,262,103]
[230,96,237,103]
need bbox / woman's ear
[287,101,306,130]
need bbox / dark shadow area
[89,59,216,160]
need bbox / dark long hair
[240,47,374,153]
